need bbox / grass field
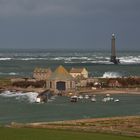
[0,127,139,140]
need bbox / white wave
[63,55,140,64]
[18,58,47,61]
[9,72,18,75]
[51,57,89,61]
[119,56,140,64]
[95,56,104,59]
[103,72,122,78]
[0,58,12,61]
[0,57,48,61]
[0,91,38,103]
[0,72,19,75]
[51,57,64,60]
[81,60,112,64]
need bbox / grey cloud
[0,0,83,16]
[0,0,140,50]
[0,0,139,17]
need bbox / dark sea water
[0,49,140,77]
[0,49,140,125]
[0,92,140,125]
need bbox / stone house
[46,65,75,93]
[69,67,88,79]
[33,68,52,81]
[108,79,123,87]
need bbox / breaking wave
[0,58,12,61]
[103,72,123,78]
[119,56,140,64]
[0,91,38,103]
[18,58,48,61]
[0,54,140,64]
[0,72,19,76]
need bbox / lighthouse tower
[110,34,120,64]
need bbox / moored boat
[91,97,96,102]
[78,95,83,99]
[114,99,120,102]
[85,94,89,99]
[70,95,78,102]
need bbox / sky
[0,0,140,51]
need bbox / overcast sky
[0,0,140,51]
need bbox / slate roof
[48,65,73,80]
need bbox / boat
[106,94,110,97]
[102,97,111,102]
[78,95,83,99]
[114,99,120,102]
[70,95,78,102]
[102,98,107,102]
[102,94,114,102]
[36,97,41,103]
[110,97,114,101]
[85,95,89,99]
[36,91,49,103]
[91,97,96,102]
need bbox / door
[56,81,66,90]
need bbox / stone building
[46,65,75,92]
[69,67,88,79]
[108,79,122,87]
[33,68,52,81]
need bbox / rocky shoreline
[0,86,140,96]
[0,86,45,94]
[0,77,140,96]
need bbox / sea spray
[0,51,140,78]
[0,91,38,103]
[103,72,122,78]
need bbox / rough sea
[0,49,140,78]
[0,49,140,124]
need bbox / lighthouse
[110,34,120,64]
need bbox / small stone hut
[46,65,75,92]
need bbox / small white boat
[106,94,110,97]
[91,97,96,102]
[102,98,107,102]
[85,95,89,99]
[36,97,41,103]
[110,97,114,101]
[114,99,120,102]
[70,96,78,102]
[78,95,83,99]
[36,92,48,103]
[102,97,111,102]
[102,93,114,102]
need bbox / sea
[0,49,140,125]
[0,49,140,78]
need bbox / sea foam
[103,72,123,78]
[0,58,12,61]
[0,72,19,76]
[0,91,38,103]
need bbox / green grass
[0,127,139,140]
